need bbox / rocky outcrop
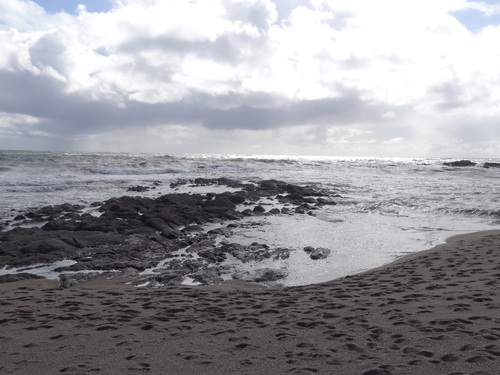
[0,178,340,287]
[443,160,477,167]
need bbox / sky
[1,0,500,157]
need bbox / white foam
[0,260,77,280]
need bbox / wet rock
[198,249,227,263]
[59,272,104,288]
[304,247,331,260]
[272,247,291,260]
[253,268,288,282]
[232,268,287,282]
[207,227,232,236]
[484,162,500,168]
[0,177,343,286]
[121,267,140,276]
[20,238,75,254]
[181,225,204,233]
[0,273,45,283]
[204,195,236,210]
[152,269,186,285]
[253,205,266,213]
[127,185,149,192]
[443,160,476,167]
[227,193,246,205]
[221,242,271,263]
[189,269,224,285]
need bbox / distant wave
[444,207,500,218]
[86,168,182,175]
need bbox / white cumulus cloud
[0,0,499,156]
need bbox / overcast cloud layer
[1,0,500,157]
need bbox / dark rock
[0,177,343,286]
[241,209,254,217]
[443,160,476,167]
[127,185,149,192]
[0,273,45,283]
[204,195,236,210]
[304,247,331,260]
[227,193,246,205]
[181,225,204,233]
[189,269,224,285]
[20,238,75,254]
[198,248,227,263]
[253,205,266,213]
[272,247,291,260]
[232,268,287,282]
[253,268,287,282]
[152,270,186,285]
[484,162,500,168]
[144,217,171,232]
[59,272,103,288]
[207,227,232,236]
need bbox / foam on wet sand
[1,230,499,374]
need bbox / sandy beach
[1,230,499,375]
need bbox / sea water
[1,150,499,285]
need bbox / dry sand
[1,230,499,375]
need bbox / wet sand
[1,230,499,374]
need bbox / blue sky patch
[452,1,500,32]
[32,0,114,15]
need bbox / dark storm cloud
[202,90,392,130]
[0,68,396,139]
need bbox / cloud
[0,0,500,156]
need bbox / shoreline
[1,229,499,374]
[353,228,500,278]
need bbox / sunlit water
[1,150,499,285]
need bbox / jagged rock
[253,205,266,213]
[0,177,342,285]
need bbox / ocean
[1,150,499,285]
